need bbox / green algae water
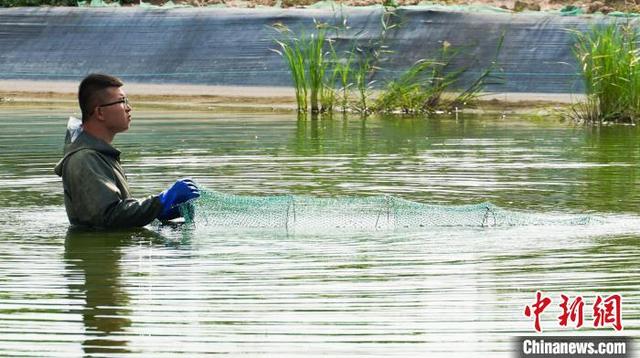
[1,109,639,357]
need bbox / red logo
[593,294,623,331]
[524,292,623,332]
[558,294,584,329]
[524,291,552,332]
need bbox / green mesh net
[178,190,595,230]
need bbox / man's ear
[94,106,104,121]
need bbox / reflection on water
[65,227,186,357]
[0,110,639,357]
[65,229,136,355]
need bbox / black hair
[78,73,123,122]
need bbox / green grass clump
[273,22,333,114]
[273,28,308,112]
[329,42,356,112]
[352,48,377,114]
[306,25,329,113]
[273,11,502,116]
[570,23,640,124]
[374,42,455,113]
[374,37,503,113]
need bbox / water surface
[0,110,638,357]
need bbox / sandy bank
[0,80,583,114]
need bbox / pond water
[0,109,639,357]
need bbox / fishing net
[178,190,595,231]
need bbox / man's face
[97,86,132,134]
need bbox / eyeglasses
[98,97,130,109]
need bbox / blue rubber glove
[157,178,200,221]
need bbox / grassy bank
[568,22,640,124]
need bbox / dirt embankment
[167,0,640,15]
[0,80,579,115]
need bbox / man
[54,73,199,228]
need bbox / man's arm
[64,151,162,228]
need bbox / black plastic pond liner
[0,7,620,93]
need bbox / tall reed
[328,40,356,112]
[305,24,328,113]
[571,23,640,123]
[273,32,308,112]
[352,49,376,114]
[273,23,331,113]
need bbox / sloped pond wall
[0,7,618,93]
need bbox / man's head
[78,73,132,137]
